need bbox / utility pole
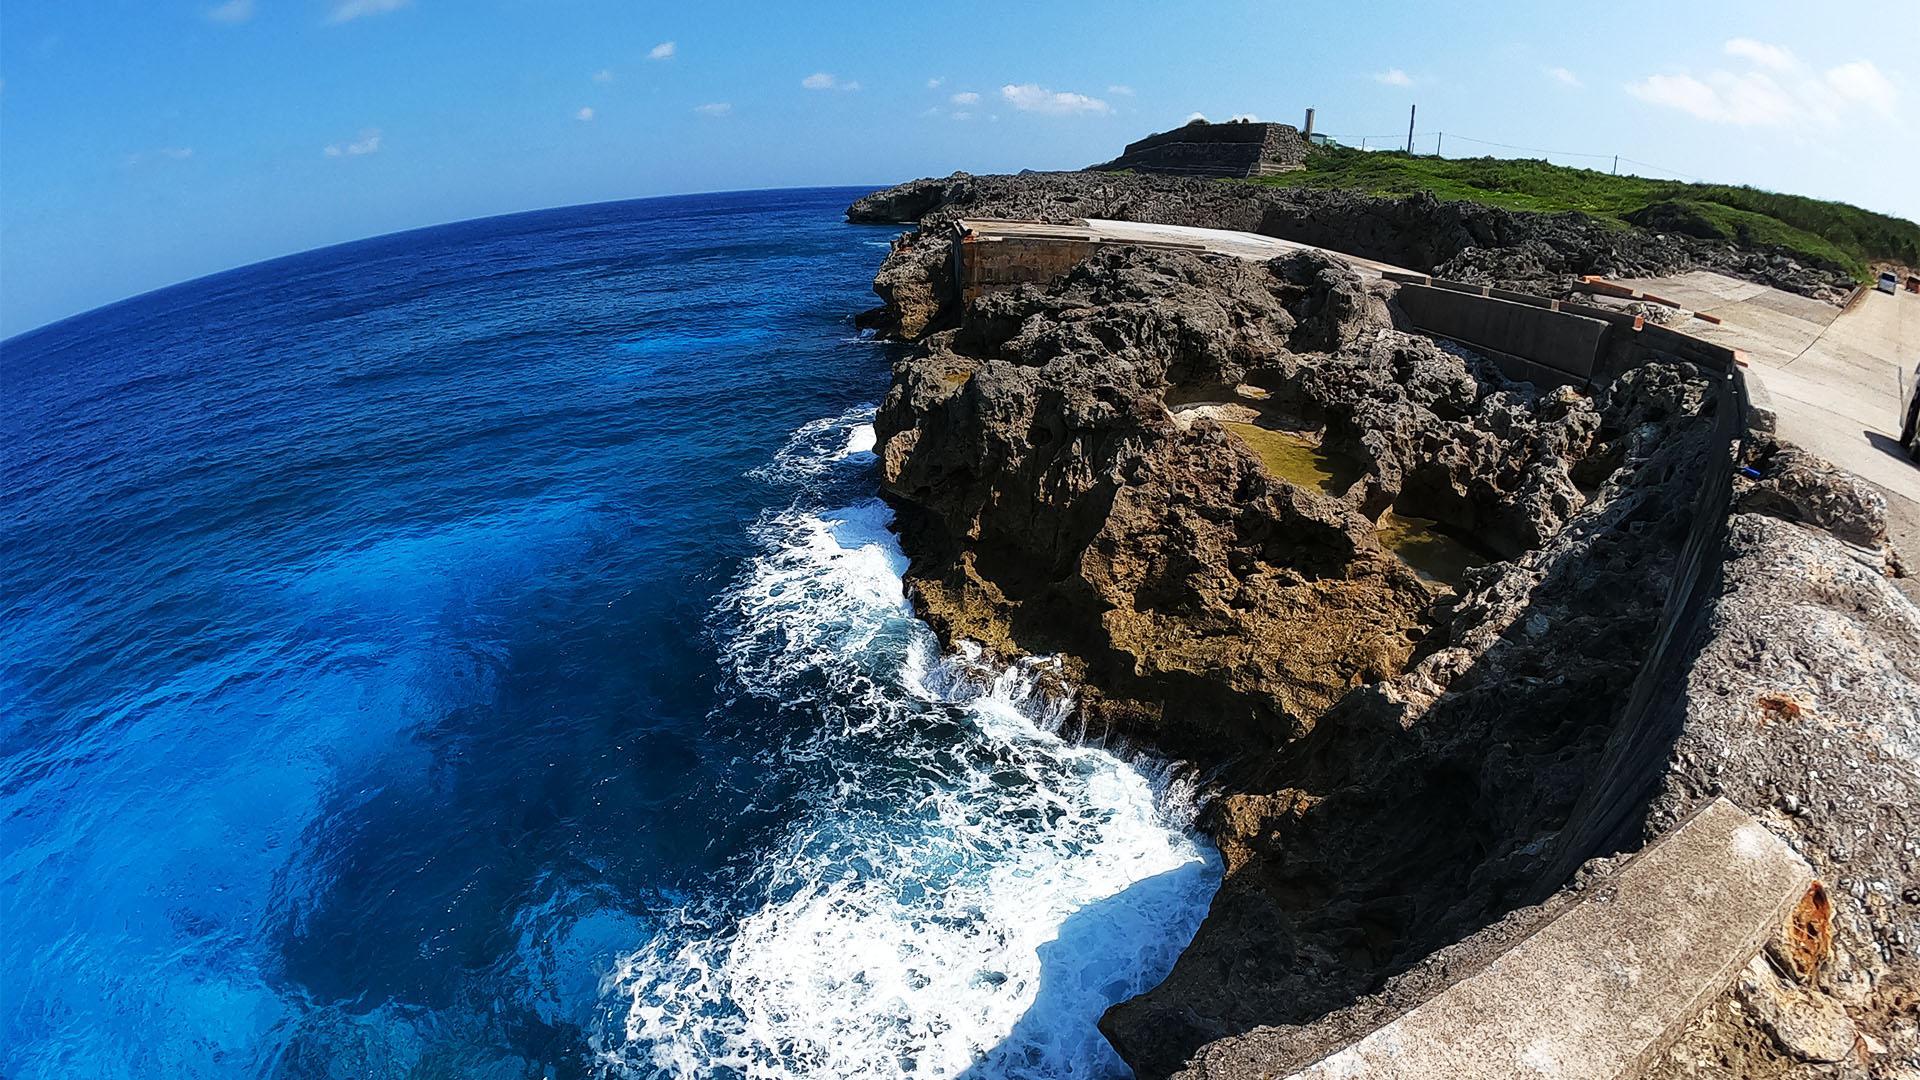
[1436,132,1443,157]
[1612,155,1619,175]
[1407,104,1416,154]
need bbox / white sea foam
[598,413,1220,1079]
[750,406,881,485]
[842,422,878,459]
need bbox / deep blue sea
[0,187,1219,1080]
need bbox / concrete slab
[1279,799,1814,1080]
[1079,219,1417,279]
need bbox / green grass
[1243,147,1920,283]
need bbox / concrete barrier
[1395,283,1610,381]
[1278,799,1814,1080]
[951,221,1209,304]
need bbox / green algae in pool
[1377,511,1490,587]
[1219,421,1489,587]
[1220,423,1362,495]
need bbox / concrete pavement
[1079,219,1418,278]
[956,218,1416,278]
[1618,272,1919,599]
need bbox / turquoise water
[0,188,1219,1079]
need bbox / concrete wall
[954,235,1102,303]
[1389,274,1741,388]
[1393,282,1610,386]
[952,229,1208,304]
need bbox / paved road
[1621,272,1919,597]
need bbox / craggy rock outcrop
[848,171,1855,340]
[876,247,1636,764]
[868,231,1739,1073]
[1633,500,1920,1079]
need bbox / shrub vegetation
[1246,146,1920,282]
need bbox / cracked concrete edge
[1272,799,1815,1080]
[1739,367,1778,438]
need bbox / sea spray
[598,411,1220,1080]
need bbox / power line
[1313,129,1717,185]
[1616,156,1710,183]
[1436,133,1614,160]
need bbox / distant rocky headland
[848,169,1920,1077]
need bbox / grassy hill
[1246,147,1920,283]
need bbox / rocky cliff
[851,175,1917,1078]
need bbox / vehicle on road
[1879,271,1901,295]
[1903,362,1920,463]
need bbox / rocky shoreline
[850,176,1919,1078]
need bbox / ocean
[0,187,1220,1080]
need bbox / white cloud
[592,68,615,85]
[1108,84,1135,96]
[1373,68,1414,87]
[951,91,980,106]
[801,72,862,91]
[1725,38,1795,72]
[1546,66,1581,87]
[1230,113,1259,122]
[327,0,409,24]
[324,129,382,156]
[1185,111,1207,123]
[205,0,253,24]
[694,102,731,117]
[1628,40,1899,129]
[126,147,195,168]
[575,107,595,121]
[1826,59,1896,111]
[927,77,945,89]
[648,41,675,60]
[1000,83,1109,115]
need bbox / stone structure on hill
[1092,119,1310,179]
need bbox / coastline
[849,173,1920,1077]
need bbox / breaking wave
[596,410,1220,1080]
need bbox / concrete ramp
[1279,799,1813,1080]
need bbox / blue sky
[2,0,1914,337]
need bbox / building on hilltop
[1089,115,1311,179]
